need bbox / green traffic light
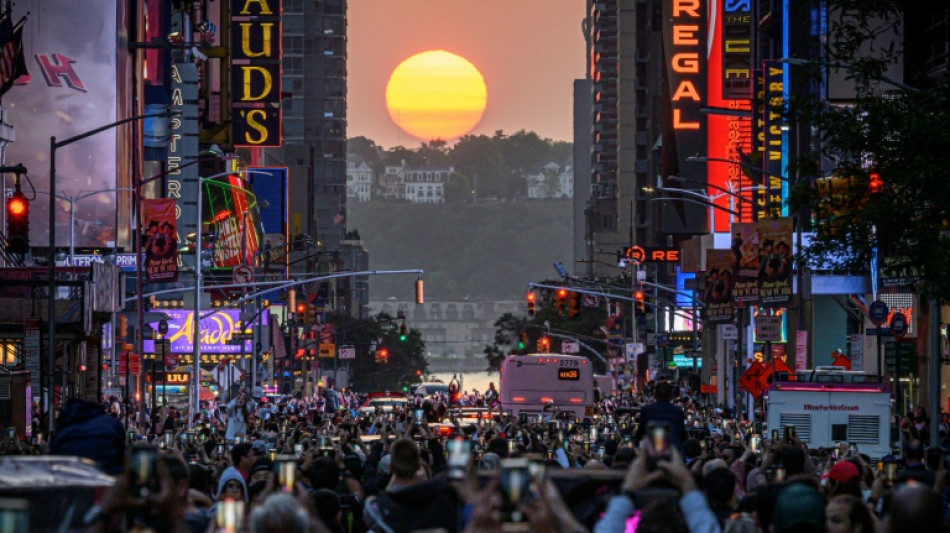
[402,386,408,392]
[400,334,407,342]
[518,341,525,350]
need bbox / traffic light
[567,291,580,317]
[555,288,567,315]
[634,290,645,313]
[296,303,306,325]
[375,347,389,364]
[399,322,408,342]
[415,369,422,377]
[5,186,29,255]
[538,337,551,353]
[305,303,316,325]
[868,171,884,195]
[518,330,527,351]
[526,292,537,316]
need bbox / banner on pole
[142,198,178,283]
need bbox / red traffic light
[556,288,568,299]
[526,292,536,303]
[296,303,306,314]
[634,290,644,301]
[868,171,884,195]
[415,369,422,377]
[7,196,26,217]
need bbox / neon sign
[231,0,282,147]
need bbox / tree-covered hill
[349,200,573,301]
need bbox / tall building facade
[262,0,347,254]
[580,0,666,278]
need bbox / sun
[385,50,487,141]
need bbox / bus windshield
[499,354,593,417]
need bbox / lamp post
[189,169,269,428]
[34,188,134,260]
[46,108,177,434]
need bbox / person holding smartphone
[635,380,688,456]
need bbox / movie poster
[704,250,735,324]
[730,222,759,305]
[142,199,178,283]
[757,218,793,306]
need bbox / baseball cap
[822,460,860,484]
[251,440,268,454]
[250,457,273,476]
[772,483,826,533]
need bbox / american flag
[0,14,28,97]
[333,208,345,225]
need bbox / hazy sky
[347,0,586,149]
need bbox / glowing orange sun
[385,50,487,141]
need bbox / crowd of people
[3,378,950,533]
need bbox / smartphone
[649,423,671,460]
[5,427,14,440]
[546,448,554,461]
[774,467,785,482]
[507,439,516,454]
[413,409,425,425]
[499,458,533,520]
[215,499,245,533]
[590,427,599,443]
[127,430,136,443]
[129,444,159,497]
[771,429,779,441]
[267,449,278,462]
[447,437,471,481]
[849,443,858,455]
[317,435,332,450]
[216,443,226,457]
[750,434,761,453]
[274,456,296,493]
[519,412,528,425]
[884,461,898,484]
[162,430,174,449]
[0,498,30,533]
[294,443,304,459]
[783,426,796,442]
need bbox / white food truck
[766,370,892,460]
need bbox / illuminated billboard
[203,175,264,267]
[661,0,709,234]
[707,0,754,232]
[6,0,119,247]
[145,309,268,355]
[231,0,282,147]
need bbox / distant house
[346,154,374,203]
[379,162,406,200]
[526,162,573,199]
[404,167,452,204]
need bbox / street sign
[739,361,768,397]
[719,324,737,340]
[869,300,889,325]
[318,343,335,358]
[755,316,783,342]
[625,342,645,357]
[889,312,908,338]
[338,345,356,360]
[582,293,599,307]
[24,319,40,386]
[561,340,580,354]
[233,265,254,284]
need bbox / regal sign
[231,0,282,147]
[623,246,680,263]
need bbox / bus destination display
[558,368,580,381]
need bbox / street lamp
[46,108,178,434]
[189,169,269,427]
[34,188,134,260]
